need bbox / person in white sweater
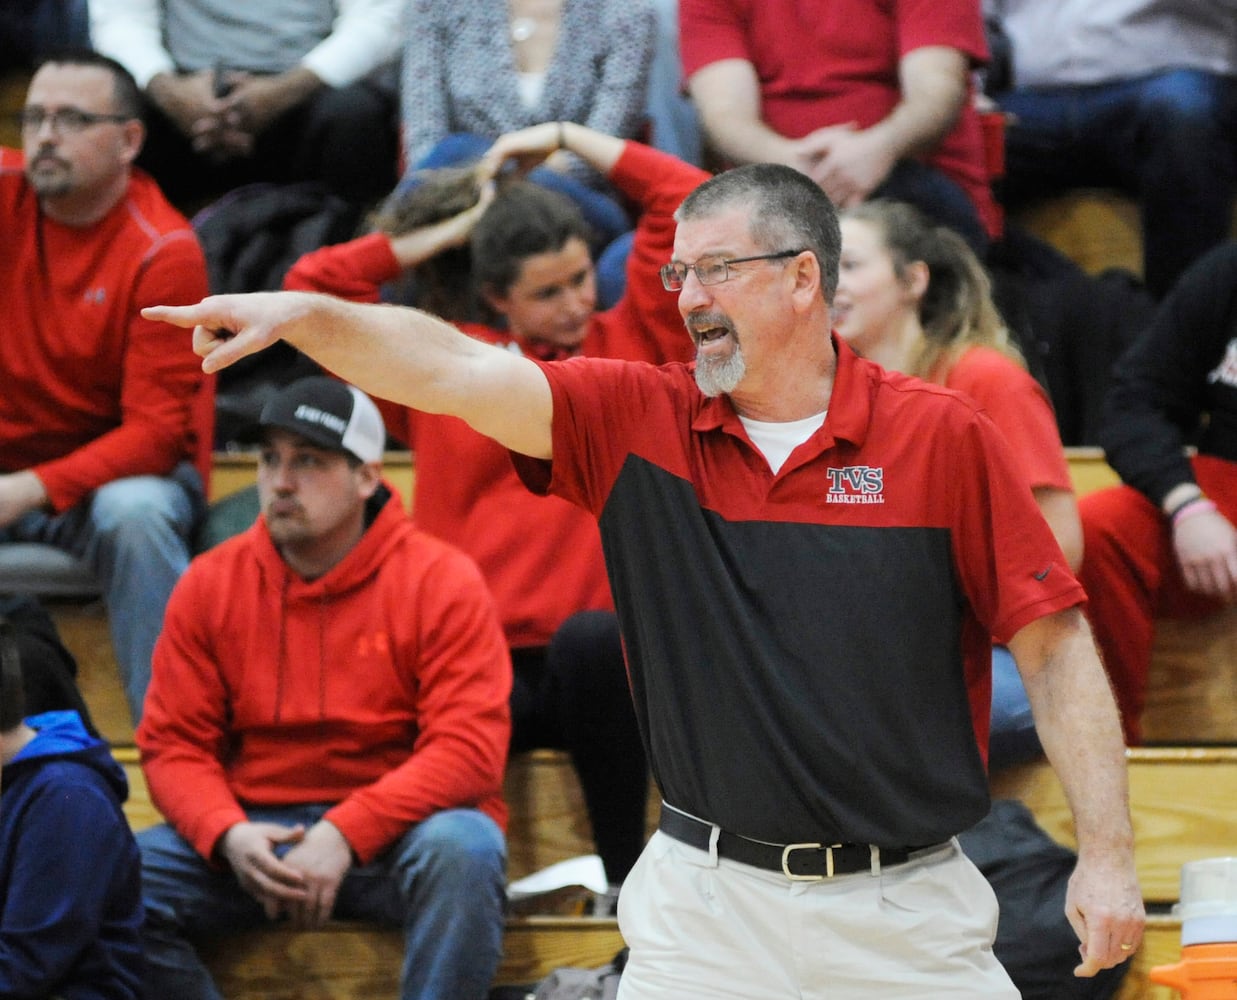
[90,0,403,206]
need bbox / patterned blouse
[400,0,655,184]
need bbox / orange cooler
[1151,859,1237,999]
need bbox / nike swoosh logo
[1034,566,1051,581]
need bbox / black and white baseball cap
[258,377,385,463]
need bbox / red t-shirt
[680,0,1000,238]
[938,346,1072,492]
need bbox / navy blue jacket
[0,711,143,999]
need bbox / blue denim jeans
[595,229,635,313]
[997,68,1237,297]
[988,645,1042,769]
[0,462,202,721]
[138,806,507,1000]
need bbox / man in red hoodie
[0,50,209,723]
[134,377,513,1000]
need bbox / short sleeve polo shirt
[513,336,1083,847]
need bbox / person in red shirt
[680,0,999,255]
[1079,243,1237,744]
[285,122,707,903]
[0,51,208,722]
[135,377,512,1000]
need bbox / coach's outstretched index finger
[143,291,320,374]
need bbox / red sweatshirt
[285,141,706,647]
[0,152,208,511]
[137,486,513,864]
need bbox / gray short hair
[676,164,841,301]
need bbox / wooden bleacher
[992,749,1237,1000]
[1011,189,1237,283]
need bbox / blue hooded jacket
[0,710,143,999]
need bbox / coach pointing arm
[144,292,555,461]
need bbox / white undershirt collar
[738,410,828,474]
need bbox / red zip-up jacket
[137,485,512,864]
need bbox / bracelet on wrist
[1165,491,1206,520]
[1171,497,1218,527]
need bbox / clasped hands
[477,120,576,182]
[782,123,898,210]
[150,68,312,162]
[218,819,353,928]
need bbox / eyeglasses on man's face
[17,106,133,136]
[659,249,807,291]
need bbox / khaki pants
[617,831,1018,999]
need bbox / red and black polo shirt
[514,335,1083,848]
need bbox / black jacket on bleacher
[1100,241,1237,508]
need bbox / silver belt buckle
[781,841,842,880]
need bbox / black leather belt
[659,806,933,880]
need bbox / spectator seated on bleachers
[399,0,657,306]
[0,615,143,999]
[1079,242,1237,745]
[0,51,209,723]
[135,378,511,1000]
[89,0,403,209]
[983,0,1237,299]
[680,0,1001,257]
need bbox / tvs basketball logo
[825,465,885,504]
